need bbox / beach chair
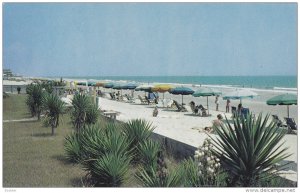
[284,117,297,134]
[272,115,286,128]
[189,101,199,115]
[109,93,116,100]
[198,104,210,117]
[138,95,148,104]
[145,96,157,105]
[125,94,134,103]
[173,100,187,112]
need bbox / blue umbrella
[169,87,194,105]
[104,82,114,88]
[122,83,138,90]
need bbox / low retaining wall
[151,132,197,160]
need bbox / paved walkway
[3,117,38,123]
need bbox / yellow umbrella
[151,84,174,93]
[151,84,174,99]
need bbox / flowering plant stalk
[194,138,221,186]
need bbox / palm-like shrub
[86,103,100,125]
[42,93,65,135]
[91,153,131,187]
[138,139,161,170]
[71,94,97,131]
[26,84,44,120]
[77,124,132,187]
[122,119,155,160]
[64,132,82,163]
[210,113,291,187]
[178,158,201,187]
[136,165,182,187]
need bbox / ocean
[65,76,297,91]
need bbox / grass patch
[3,93,31,120]
[3,94,84,187]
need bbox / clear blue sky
[3,3,297,76]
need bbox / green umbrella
[266,93,297,118]
[192,87,222,114]
[169,87,194,105]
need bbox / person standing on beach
[215,95,219,111]
[226,99,230,113]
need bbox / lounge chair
[272,115,286,127]
[284,117,297,134]
[173,100,187,112]
[189,101,200,115]
[109,93,116,100]
[138,95,148,104]
[198,104,210,117]
[124,94,134,103]
[145,96,157,105]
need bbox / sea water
[65,75,297,91]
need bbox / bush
[91,153,131,187]
[122,119,155,161]
[138,139,161,171]
[210,113,291,187]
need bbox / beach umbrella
[122,83,138,90]
[95,82,106,87]
[169,87,194,105]
[222,89,258,104]
[266,93,297,118]
[152,84,175,99]
[104,82,114,88]
[88,81,96,86]
[192,87,222,115]
[135,84,154,92]
[122,83,138,97]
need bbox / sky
[3,3,297,77]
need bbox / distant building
[3,69,13,80]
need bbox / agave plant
[42,93,65,135]
[122,119,156,159]
[210,113,291,187]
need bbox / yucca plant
[91,153,131,187]
[178,158,201,187]
[136,165,182,187]
[71,94,93,131]
[86,103,100,125]
[138,139,161,170]
[42,93,65,135]
[122,119,156,160]
[26,84,44,120]
[79,124,132,187]
[64,132,82,163]
[210,113,291,187]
